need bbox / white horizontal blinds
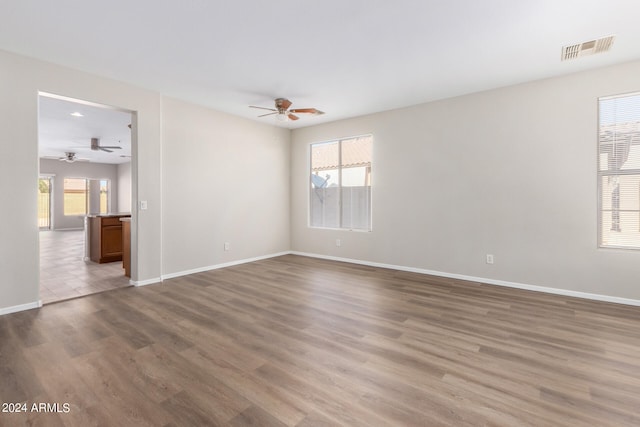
[598,93,640,249]
[310,135,372,230]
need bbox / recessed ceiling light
[70,112,84,117]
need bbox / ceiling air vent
[561,35,615,61]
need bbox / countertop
[86,213,131,218]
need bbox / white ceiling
[38,95,132,164]
[3,1,640,135]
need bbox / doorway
[38,93,135,304]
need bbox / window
[63,178,109,216]
[99,179,108,213]
[598,92,640,249]
[310,135,372,230]
[64,178,88,216]
[38,176,52,229]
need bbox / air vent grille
[561,35,615,61]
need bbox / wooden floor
[39,230,130,304]
[2,255,640,426]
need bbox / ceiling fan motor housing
[275,98,290,114]
[249,98,324,122]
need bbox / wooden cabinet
[89,215,130,263]
[121,218,131,277]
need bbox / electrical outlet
[336,239,341,247]
[224,242,230,251]
[486,254,494,264]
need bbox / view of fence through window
[38,177,51,228]
[100,179,108,213]
[62,178,109,216]
[64,178,88,216]
[599,92,640,249]
[310,135,372,230]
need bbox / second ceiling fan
[250,98,324,121]
[91,137,121,153]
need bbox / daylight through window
[310,135,372,231]
[63,178,88,216]
[598,92,640,249]
[63,178,109,216]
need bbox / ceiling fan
[91,137,121,153]
[250,98,324,121]
[44,152,89,163]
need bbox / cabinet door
[102,225,123,257]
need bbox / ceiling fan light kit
[62,152,76,162]
[58,152,89,163]
[250,98,324,123]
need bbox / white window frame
[63,177,111,216]
[63,177,89,216]
[309,134,372,231]
[597,92,640,250]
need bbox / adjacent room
[37,95,134,303]
[1,1,639,426]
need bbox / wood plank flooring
[2,254,640,426]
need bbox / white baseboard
[290,251,640,307]
[0,300,42,316]
[4,252,635,315]
[131,277,162,287]
[161,251,291,281]
[47,227,84,231]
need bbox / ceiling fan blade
[249,106,277,111]
[100,146,122,149]
[290,108,324,115]
[100,147,113,153]
[288,113,300,121]
[258,112,278,118]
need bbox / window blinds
[598,93,640,249]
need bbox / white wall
[161,97,290,276]
[0,49,162,312]
[39,159,120,230]
[291,60,640,301]
[117,162,132,213]
[0,49,291,313]
[3,46,639,313]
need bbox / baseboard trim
[48,227,84,231]
[161,251,291,281]
[0,300,43,316]
[131,277,162,287]
[290,251,640,307]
